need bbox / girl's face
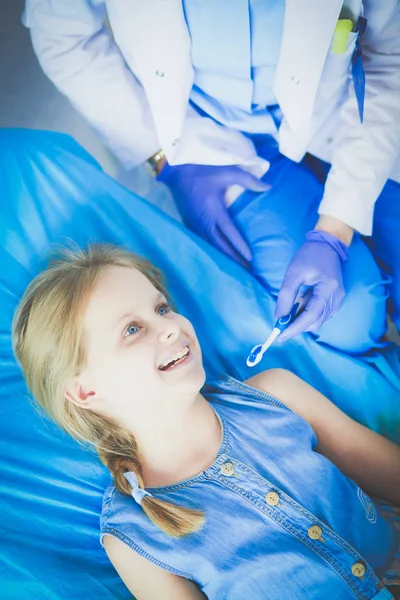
[74,266,205,428]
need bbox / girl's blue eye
[123,304,169,337]
[157,303,170,316]
[124,323,139,337]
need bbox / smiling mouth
[158,346,190,371]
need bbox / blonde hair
[12,243,204,537]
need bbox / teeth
[160,346,189,369]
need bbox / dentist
[24,0,400,340]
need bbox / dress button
[265,491,280,506]
[155,70,165,78]
[351,562,366,578]
[308,525,323,540]
[220,462,236,477]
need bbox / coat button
[220,462,236,477]
[265,491,280,506]
[308,525,323,540]
[155,70,165,78]
[290,75,300,84]
[351,562,366,578]
[172,138,180,147]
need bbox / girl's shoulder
[204,371,315,444]
[100,482,155,556]
[203,371,293,413]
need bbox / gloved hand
[275,230,349,341]
[158,163,270,264]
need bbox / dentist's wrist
[315,214,354,247]
[147,149,167,176]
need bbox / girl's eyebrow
[112,292,166,331]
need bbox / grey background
[1,0,114,168]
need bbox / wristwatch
[147,149,166,176]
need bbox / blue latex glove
[158,163,270,264]
[275,230,349,341]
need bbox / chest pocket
[323,30,358,84]
[312,28,358,123]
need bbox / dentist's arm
[318,0,400,237]
[25,0,269,265]
[24,0,160,169]
[276,1,400,338]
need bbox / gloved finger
[278,293,327,342]
[231,169,271,193]
[217,215,252,263]
[212,226,251,268]
[274,272,303,320]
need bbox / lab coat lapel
[274,0,344,131]
[110,0,193,147]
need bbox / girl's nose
[157,319,180,343]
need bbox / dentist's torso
[104,0,364,166]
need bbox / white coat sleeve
[318,0,400,235]
[23,0,160,169]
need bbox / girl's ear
[65,377,97,409]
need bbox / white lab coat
[24,0,400,235]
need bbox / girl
[12,243,400,600]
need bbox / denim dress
[100,376,399,599]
